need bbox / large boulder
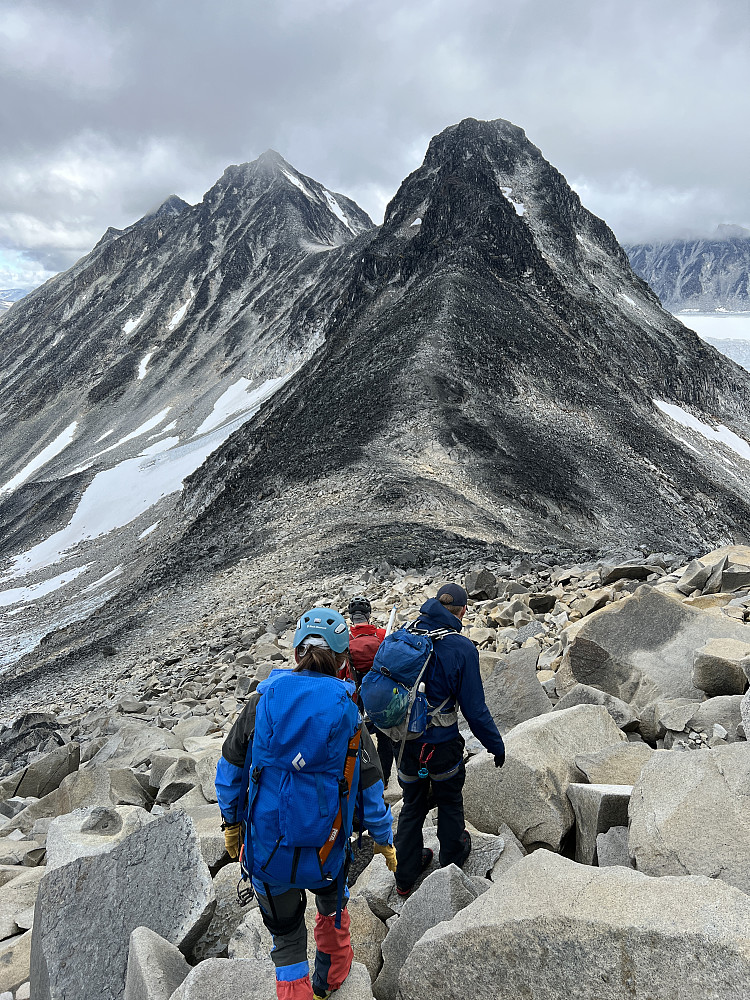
[464,569,497,600]
[596,826,632,868]
[463,706,626,850]
[480,648,552,734]
[0,930,32,994]
[30,812,215,1000]
[124,926,191,1000]
[574,742,656,785]
[168,787,226,868]
[566,783,632,865]
[692,638,750,697]
[398,851,750,1000]
[4,766,150,836]
[0,869,45,942]
[373,865,486,1000]
[193,745,223,804]
[0,744,80,802]
[87,722,179,769]
[45,805,156,870]
[553,684,639,731]
[556,585,750,708]
[155,758,200,805]
[629,744,750,894]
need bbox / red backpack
[348,624,385,678]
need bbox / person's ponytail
[295,643,349,677]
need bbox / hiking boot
[395,848,434,897]
[457,829,472,868]
[312,991,333,1000]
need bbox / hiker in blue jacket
[215,607,394,1000]
[393,583,506,897]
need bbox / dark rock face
[0,149,372,474]
[173,118,750,572]
[625,226,750,311]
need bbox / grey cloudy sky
[1,0,748,288]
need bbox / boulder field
[0,547,749,998]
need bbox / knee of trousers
[259,891,307,938]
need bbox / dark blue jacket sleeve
[455,643,506,756]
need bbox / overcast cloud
[0,0,748,288]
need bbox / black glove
[494,752,505,768]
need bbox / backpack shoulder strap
[318,726,362,868]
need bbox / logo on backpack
[292,752,306,771]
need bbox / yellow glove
[223,822,241,859]
[373,842,397,872]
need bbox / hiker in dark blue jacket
[215,607,394,1000]
[393,583,506,896]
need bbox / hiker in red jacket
[347,596,394,786]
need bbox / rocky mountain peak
[199,150,372,246]
[147,194,190,219]
[382,116,624,293]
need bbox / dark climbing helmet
[348,595,372,619]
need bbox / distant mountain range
[625,226,750,312]
[4,119,750,678]
[0,289,29,316]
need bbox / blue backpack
[360,623,455,763]
[242,669,361,892]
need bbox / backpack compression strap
[318,727,362,868]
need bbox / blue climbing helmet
[294,606,349,653]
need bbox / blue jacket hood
[418,598,464,632]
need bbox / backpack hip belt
[397,759,463,783]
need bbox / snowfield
[2,373,296,583]
[675,313,750,341]
[0,421,78,498]
[654,399,750,464]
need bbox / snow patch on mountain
[654,399,750,463]
[193,374,291,436]
[281,169,316,201]
[500,187,526,216]
[123,313,144,335]
[0,589,115,669]
[168,294,194,330]
[0,421,78,498]
[2,373,295,583]
[138,350,156,379]
[82,565,123,593]
[323,190,353,232]
[0,564,89,608]
[139,436,180,457]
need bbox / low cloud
[1,0,748,288]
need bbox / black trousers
[393,735,466,889]
[374,729,394,783]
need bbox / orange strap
[318,728,361,866]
